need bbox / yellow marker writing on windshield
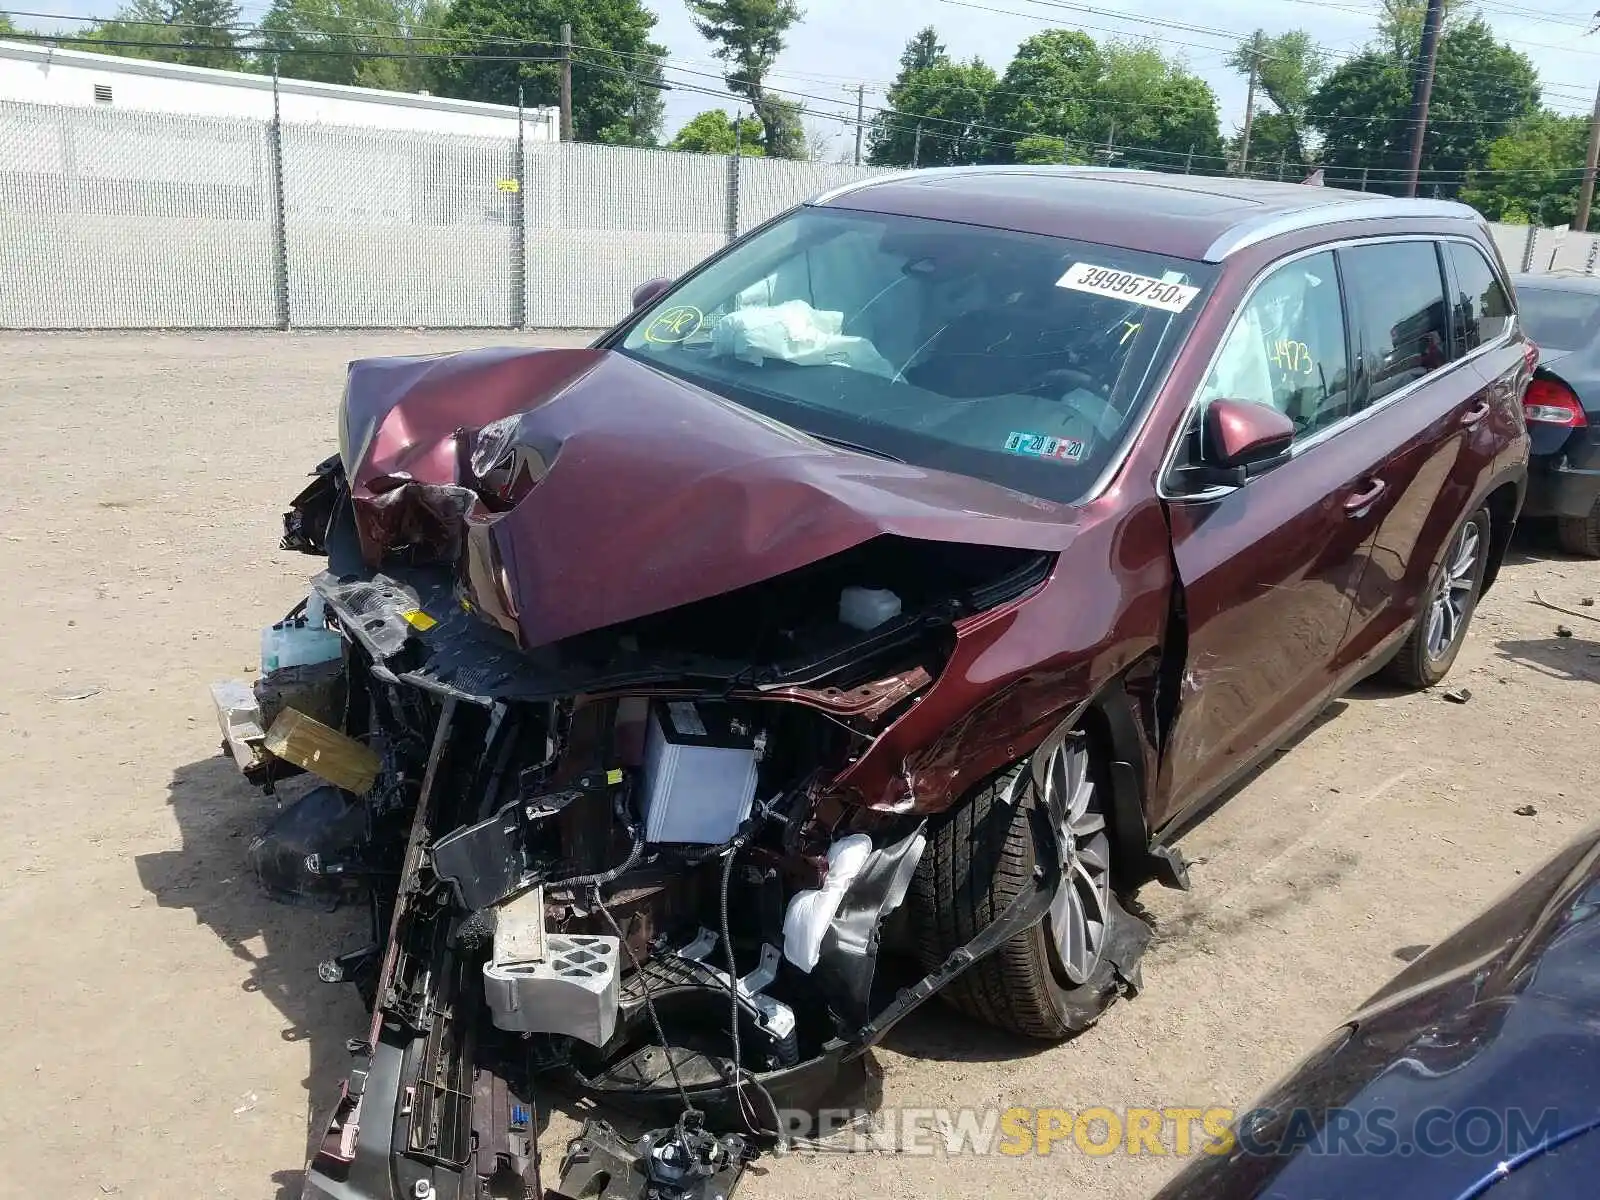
[1120,321,1142,345]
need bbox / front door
[1153,248,1387,829]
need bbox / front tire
[1384,504,1490,689]
[911,736,1144,1041]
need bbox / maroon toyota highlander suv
[602,168,1532,1033]
[265,168,1533,1200]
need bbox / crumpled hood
[340,346,1079,649]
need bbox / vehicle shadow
[1495,633,1600,683]
[1511,517,1598,564]
[874,952,1055,1064]
[135,754,368,1200]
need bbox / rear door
[1331,237,1517,674]
[1153,248,1387,828]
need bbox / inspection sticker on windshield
[1005,432,1086,461]
[1056,262,1199,312]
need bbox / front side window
[1340,241,1450,403]
[1196,250,1352,440]
[614,207,1216,505]
[1445,241,1514,352]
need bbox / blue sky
[13,0,1600,153]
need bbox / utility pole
[1096,120,1116,166]
[1238,46,1259,178]
[912,123,922,168]
[1574,79,1600,231]
[1277,148,1286,181]
[1359,165,1369,191]
[1184,143,1194,174]
[1403,0,1447,197]
[853,83,864,166]
[559,21,573,142]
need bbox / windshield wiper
[803,430,905,463]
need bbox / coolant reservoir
[839,586,902,631]
[261,589,344,672]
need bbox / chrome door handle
[1343,479,1387,516]
[1461,401,1491,427]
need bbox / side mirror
[630,277,674,311]
[1201,398,1295,483]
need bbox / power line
[939,0,1591,122]
[954,0,1600,94]
[8,17,1592,181]
[601,58,1600,179]
[1017,0,1600,58]
[11,5,1592,125]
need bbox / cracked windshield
[619,208,1215,503]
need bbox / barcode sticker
[1056,263,1200,312]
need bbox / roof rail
[1203,197,1480,261]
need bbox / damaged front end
[215,349,1084,1200]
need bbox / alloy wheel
[1425,518,1482,661]
[1043,737,1113,986]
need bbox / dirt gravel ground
[1,330,1597,1200]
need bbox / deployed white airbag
[712,300,894,377]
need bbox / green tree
[257,0,447,91]
[84,0,245,71]
[1228,29,1324,176]
[866,31,996,168]
[1013,134,1086,165]
[0,12,17,36]
[685,0,805,158]
[1090,44,1221,170]
[668,108,764,154]
[1376,0,1463,59]
[1460,111,1589,226]
[898,25,942,75]
[432,0,666,144]
[1308,14,1538,196]
[986,29,1102,163]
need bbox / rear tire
[911,741,1143,1041]
[1384,504,1490,689]
[1557,495,1600,558]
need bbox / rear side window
[1340,241,1450,403]
[1445,242,1514,352]
[1517,286,1600,352]
[1196,250,1352,440]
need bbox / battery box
[639,701,758,844]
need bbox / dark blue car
[1512,272,1600,556]
[1154,824,1600,1199]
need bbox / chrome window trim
[1156,232,1517,504]
[1201,199,1480,262]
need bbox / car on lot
[1152,822,1600,1200]
[1509,272,1600,555]
[235,168,1534,1200]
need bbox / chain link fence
[1,96,1593,331]
[0,98,887,330]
